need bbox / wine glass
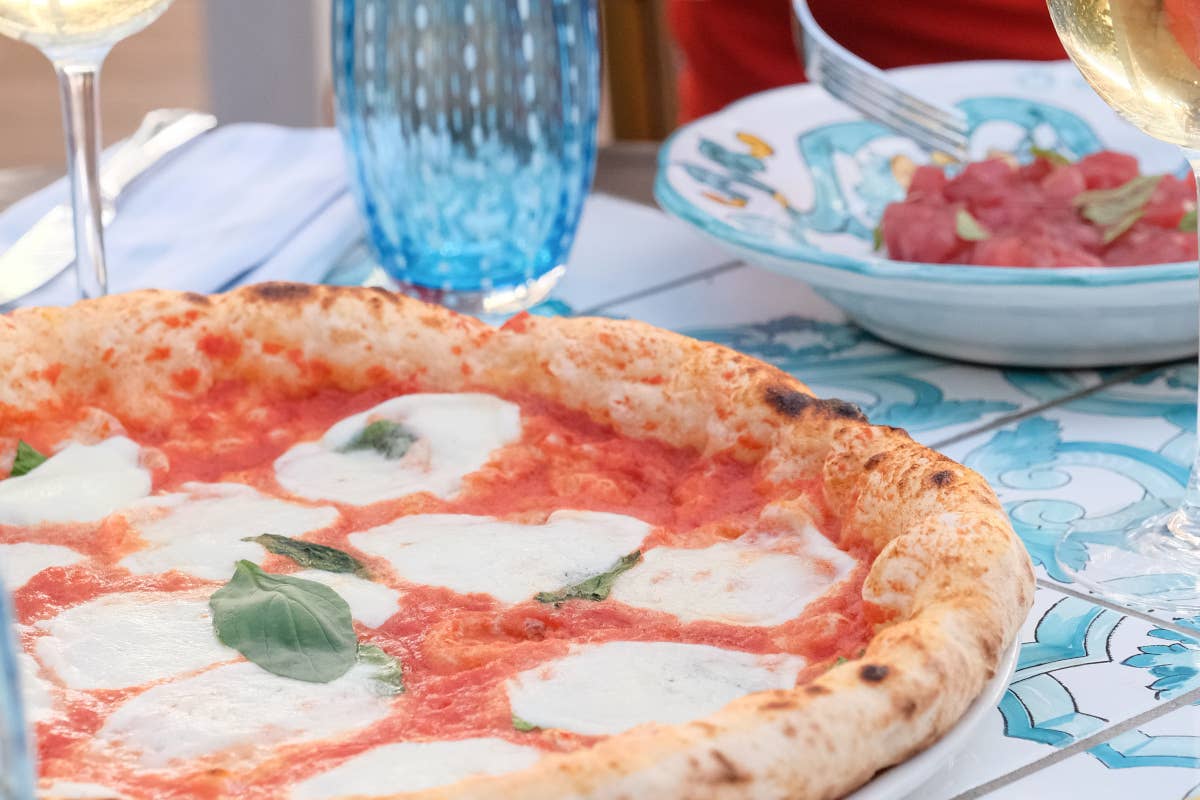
[0,0,176,299]
[1048,0,1200,613]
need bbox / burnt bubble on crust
[249,283,316,302]
[765,386,812,417]
[764,385,867,422]
[929,469,955,488]
[819,398,868,421]
[859,664,889,683]
[182,292,211,306]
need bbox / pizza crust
[0,283,1034,800]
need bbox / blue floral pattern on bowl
[654,60,1199,366]
[657,61,1189,287]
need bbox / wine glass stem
[54,62,108,300]
[1175,153,1200,545]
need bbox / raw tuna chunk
[878,149,1197,267]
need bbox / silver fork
[791,0,970,161]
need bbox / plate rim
[654,59,1196,288]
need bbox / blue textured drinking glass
[332,0,599,314]
[0,580,34,800]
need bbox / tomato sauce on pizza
[0,382,874,799]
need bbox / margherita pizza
[0,283,1034,800]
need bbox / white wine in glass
[0,0,175,300]
[1048,0,1200,612]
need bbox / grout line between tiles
[576,259,747,316]
[951,684,1200,800]
[1034,577,1198,639]
[929,365,1155,450]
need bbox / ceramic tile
[984,703,1200,800]
[607,265,1105,447]
[603,262,849,328]
[915,586,1196,800]
[552,194,740,312]
[940,363,1197,609]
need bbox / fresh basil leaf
[871,224,884,252]
[357,644,405,695]
[1029,146,1070,166]
[955,208,991,242]
[1102,210,1142,245]
[244,534,369,578]
[535,551,642,606]
[210,560,357,683]
[1180,209,1197,232]
[10,440,47,477]
[1075,175,1161,227]
[339,419,416,459]
[512,714,539,733]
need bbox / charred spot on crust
[929,469,955,488]
[250,283,314,302]
[864,452,887,470]
[709,750,750,784]
[980,629,1002,665]
[860,664,889,682]
[764,385,867,422]
[182,292,210,305]
[820,398,867,420]
[760,699,795,711]
[803,684,830,695]
[765,386,812,417]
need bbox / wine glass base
[322,243,565,319]
[1057,509,1200,617]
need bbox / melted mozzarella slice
[349,511,651,603]
[0,542,83,592]
[119,483,339,581]
[507,641,805,736]
[292,570,402,628]
[34,592,232,690]
[274,393,521,505]
[609,534,856,626]
[0,438,150,525]
[18,651,54,723]
[97,660,394,769]
[291,738,542,799]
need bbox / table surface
[2,145,1198,800]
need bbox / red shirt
[668,0,1068,122]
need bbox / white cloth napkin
[0,124,360,307]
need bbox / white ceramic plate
[845,642,1019,800]
[655,60,1198,367]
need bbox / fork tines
[793,0,970,160]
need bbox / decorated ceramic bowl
[654,60,1197,367]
